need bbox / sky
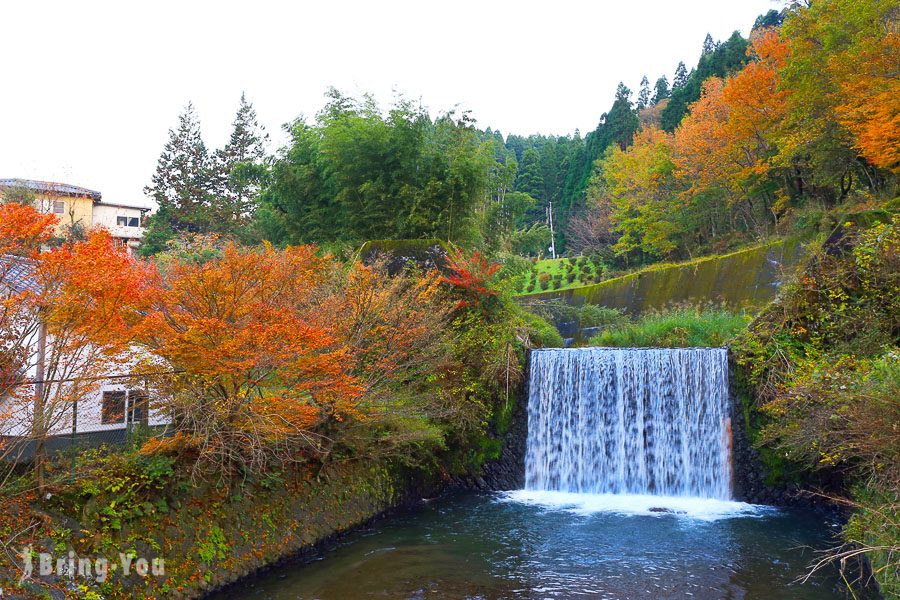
[1,0,778,208]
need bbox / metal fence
[0,373,171,467]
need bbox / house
[0,178,149,254]
[0,254,168,457]
[91,202,149,254]
[0,178,101,237]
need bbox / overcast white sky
[1,0,777,208]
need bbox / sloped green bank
[519,239,805,313]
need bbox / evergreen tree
[212,93,269,232]
[653,76,670,103]
[143,103,214,235]
[702,33,716,55]
[637,75,651,110]
[662,32,750,131]
[673,62,689,89]
[138,205,176,257]
[600,83,639,152]
[753,9,784,30]
[516,147,545,200]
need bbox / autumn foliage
[440,249,501,312]
[121,239,461,476]
[590,6,898,262]
[0,205,464,480]
[0,205,152,485]
[0,203,57,258]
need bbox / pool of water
[215,492,861,599]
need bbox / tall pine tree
[212,93,269,232]
[516,147,545,201]
[653,76,670,103]
[637,75,651,110]
[143,103,214,241]
[600,83,639,151]
[673,62,689,89]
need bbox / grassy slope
[515,239,805,314]
[514,255,607,293]
[589,307,751,348]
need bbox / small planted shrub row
[518,254,609,293]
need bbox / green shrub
[496,253,532,281]
[566,272,576,284]
[842,488,900,598]
[578,305,627,329]
[520,311,564,348]
[590,306,750,348]
[538,273,551,290]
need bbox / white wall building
[91,202,149,254]
[0,255,168,446]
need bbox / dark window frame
[127,389,149,425]
[101,390,126,424]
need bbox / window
[128,390,149,425]
[51,200,65,214]
[117,216,128,226]
[128,217,140,227]
[101,391,126,424]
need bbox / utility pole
[547,202,557,259]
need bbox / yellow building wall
[32,193,95,236]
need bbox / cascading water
[524,347,732,500]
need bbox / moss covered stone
[358,239,450,275]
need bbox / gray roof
[0,178,102,202]
[0,254,41,295]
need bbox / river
[214,490,859,599]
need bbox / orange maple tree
[831,31,900,173]
[135,243,364,475]
[1,204,151,486]
[675,31,789,195]
[780,0,900,175]
[0,203,57,258]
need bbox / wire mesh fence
[0,373,172,474]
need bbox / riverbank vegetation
[589,306,750,349]
[0,205,554,598]
[733,217,899,595]
[1,0,897,596]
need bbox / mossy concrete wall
[520,239,804,314]
[32,461,415,600]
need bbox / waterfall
[524,347,732,500]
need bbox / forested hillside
[140,1,896,274]
[2,0,898,597]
